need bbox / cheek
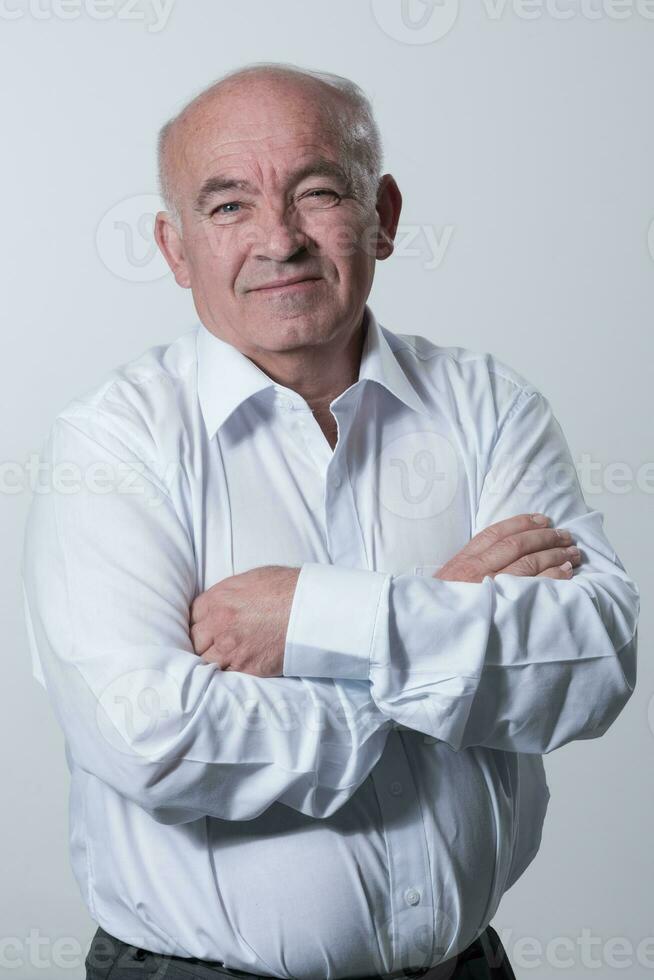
[187,229,246,292]
[311,214,376,272]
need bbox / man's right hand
[434,513,581,583]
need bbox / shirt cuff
[283,562,388,680]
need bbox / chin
[256,310,339,351]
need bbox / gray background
[2,1,652,977]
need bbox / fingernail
[531,513,550,525]
[560,560,573,571]
[566,546,580,557]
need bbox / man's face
[156,77,398,358]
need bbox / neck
[243,311,368,417]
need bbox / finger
[190,621,213,655]
[199,644,231,669]
[190,594,207,626]
[480,527,576,574]
[499,546,582,577]
[462,513,551,557]
[536,561,575,580]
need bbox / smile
[251,277,322,293]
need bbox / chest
[183,392,480,592]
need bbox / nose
[252,207,310,264]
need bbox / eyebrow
[194,159,350,212]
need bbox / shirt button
[273,388,293,410]
[404,888,421,907]
[389,781,403,796]
[331,475,342,488]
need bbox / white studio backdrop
[2,2,652,978]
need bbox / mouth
[250,276,322,294]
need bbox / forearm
[22,417,393,824]
[283,387,640,753]
[282,523,638,753]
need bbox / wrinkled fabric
[22,307,637,979]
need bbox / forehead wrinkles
[213,138,340,173]
[170,87,347,195]
[185,133,348,201]
[192,123,342,162]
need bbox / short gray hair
[157,62,384,228]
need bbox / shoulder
[47,326,199,472]
[382,323,542,428]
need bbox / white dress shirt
[21,306,639,979]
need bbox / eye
[299,188,342,208]
[210,202,242,217]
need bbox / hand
[189,565,300,676]
[434,513,581,583]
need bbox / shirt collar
[196,305,430,440]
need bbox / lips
[251,276,321,291]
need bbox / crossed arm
[21,389,639,825]
[189,514,585,677]
[191,387,639,754]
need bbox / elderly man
[22,63,639,980]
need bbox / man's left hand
[189,565,300,676]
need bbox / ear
[374,174,403,261]
[154,212,192,288]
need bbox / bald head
[152,61,403,384]
[157,63,383,229]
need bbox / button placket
[323,400,370,567]
[370,730,435,972]
[295,410,333,481]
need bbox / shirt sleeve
[21,415,394,825]
[283,386,640,754]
